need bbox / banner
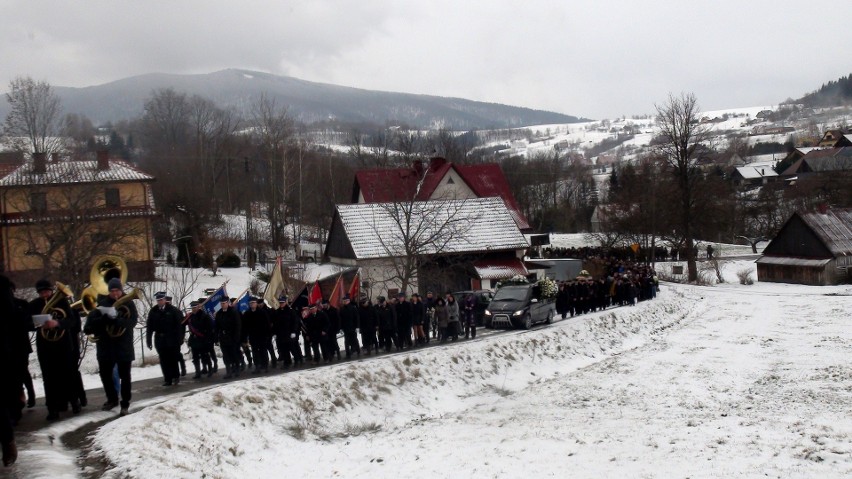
[263,256,285,306]
[308,281,323,306]
[201,282,228,318]
[328,274,344,309]
[291,284,310,311]
[348,272,360,302]
[235,289,252,314]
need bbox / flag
[262,256,285,306]
[328,274,343,309]
[348,272,360,302]
[235,289,252,314]
[291,284,309,311]
[202,282,228,319]
[308,281,322,306]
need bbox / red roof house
[351,157,531,231]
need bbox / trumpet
[39,282,74,342]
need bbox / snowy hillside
[76,261,852,478]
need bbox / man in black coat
[215,297,241,379]
[186,301,214,379]
[83,278,138,417]
[395,292,413,350]
[0,275,31,466]
[303,302,330,364]
[358,298,378,355]
[273,297,303,368]
[29,279,80,420]
[376,296,397,352]
[423,291,435,342]
[146,291,184,386]
[322,300,341,360]
[339,295,360,359]
[242,298,271,373]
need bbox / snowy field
[72,260,852,478]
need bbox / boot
[223,365,233,380]
[2,440,17,467]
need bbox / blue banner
[235,290,251,314]
[202,284,228,319]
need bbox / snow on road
[81,268,852,478]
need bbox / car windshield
[492,287,528,302]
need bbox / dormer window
[30,192,47,213]
[105,188,120,208]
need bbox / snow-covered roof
[285,262,356,282]
[734,166,778,179]
[755,256,831,267]
[472,258,528,279]
[334,197,528,260]
[0,160,154,187]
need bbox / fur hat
[107,278,122,291]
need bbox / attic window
[447,177,455,184]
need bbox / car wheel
[523,314,532,330]
[546,309,553,324]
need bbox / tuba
[104,287,141,338]
[39,281,74,342]
[76,255,129,342]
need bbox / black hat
[397,291,406,298]
[343,294,351,300]
[35,279,52,292]
[190,300,200,307]
[154,291,166,300]
[165,296,173,302]
[229,297,237,302]
[377,295,386,303]
[107,278,122,291]
[278,296,288,303]
[249,297,258,303]
[321,299,329,305]
[219,297,229,303]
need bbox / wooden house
[756,207,852,285]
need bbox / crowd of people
[0,264,659,468]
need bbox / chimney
[50,152,60,163]
[32,152,47,174]
[96,149,110,171]
[413,159,424,176]
[429,156,447,171]
[818,203,829,214]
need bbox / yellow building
[0,151,157,287]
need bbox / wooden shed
[756,208,852,285]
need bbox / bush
[737,268,754,285]
[216,251,241,268]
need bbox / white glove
[290,333,296,339]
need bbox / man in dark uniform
[376,296,397,352]
[215,297,241,379]
[0,275,31,466]
[303,302,330,364]
[146,291,184,386]
[358,298,378,355]
[257,300,276,369]
[273,297,303,368]
[29,280,80,420]
[165,296,187,377]
[84,277,138,417]
[339,295,360,359]
[242,298,271,373]
[186,300,214,378]
[322,299,341,361]
[423,291,435,342]
[395,292,413,349]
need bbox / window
[446,177,455,184]
[30,192,47,213]
[105,188,120,208]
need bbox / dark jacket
[304,310,329,340]
[358,304,378,332]
[215,307,241,345]
[146,303,184,350]
[84,294,138,362]
[395,300,412,329]
[377,303,397,331]
[339,303,359,332]
[242,307,271,341]
[187,310,214,349]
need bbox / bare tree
[655,93,712,281]
[359,170,477,293]
[2,76,64,155]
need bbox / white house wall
[430,167,476,200]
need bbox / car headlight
[484,310,492,316]
[512,309,524,316]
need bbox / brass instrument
[39,281,74,342]
[71,255,127,313]
[76,255,129,342]
[104,287,141,338]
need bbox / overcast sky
[2,1,850,120]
